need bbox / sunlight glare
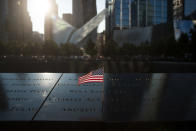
[28,0,51,33]
[29,0,50,16]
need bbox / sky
[28,0,105,34]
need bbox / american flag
[78,68,104,85]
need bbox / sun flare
[28,0,51,33]
[28,0,50,17]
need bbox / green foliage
[103,40,119,57]
[84,40,97,57]
[6,41,24,55]
[0,41,7,55]
[137,41,150,55]
[179,33,189,44]
[23,42,43,56]
[190,26,196,60]
[119,43,137,56]
[60,43,83,56]
[0,28,196,60]
[102,32,196,60]
[0,40,83,57]
[42,40,59,56]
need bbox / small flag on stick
[78,68,104,85]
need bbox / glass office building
[110,0,168,29]
[173,0,196,40]
[0,0,8,41]
[113,0,130,29]
[173,0,196,20]
[184,0,196,16]
[0,0,8,31]
[174,20,195,40]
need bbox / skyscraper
[72,0,97,43]
[7,0,32,41]
[106,0,114,39]
[173,0,196,20]
[63,14,73,25]
[72,0,97,28]
[106,0,173,45]
[110,0,168,29]
[44,0,58,41]
[0,0,8,41]
[0,0,32,42]
[173,0,196,40]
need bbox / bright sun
[28,0,51,33]
[28,0,50,16]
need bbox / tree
[60,43,83,57]
[84,40,97,57]
[22,41,43,56]
[138,41,150,55]
[0,41,7,55]
[5,41,24,55]
[177,33,189,57]
[119,43,137,57]
[103,40,119,57]
[190,26,196,61]
[43,40,59,56]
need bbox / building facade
[106,0,114,38]
[107,0,168,30]
[44,0,58,41]
[0,0,32,42]
[63,14,73,25]
[173,0,196,20]
[173,0,196,40]
[106,0,175,45]
[0,0,8,42]
[72,0,97,44]
[7,0,32,42]
[72,0,97,28]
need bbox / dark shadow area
[158,74,196,121]
[103,74,152,122]
[1,122,196,131]
[0,77,8,111]
[0,60,196,73]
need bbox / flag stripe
[79,73,92,79]
[81,79,104,82]
[79,75,103,80]
[81,79,103,82]
[79,78,104,83]
[78,68,104,85]
[79,76,103,80]
[80,80,104,83]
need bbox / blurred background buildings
[106,0,196,45]
[0,0,196,47]
[0,0,32,43]
[44,0,58,41]
[173,0,196,40]
[106,0,175,45]
[173,0,196,20]
[72,0,97,44]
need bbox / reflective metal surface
[104,73,196,122]
[35,74,103,121]
[0,73,196,122]
[0,73,61,121]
